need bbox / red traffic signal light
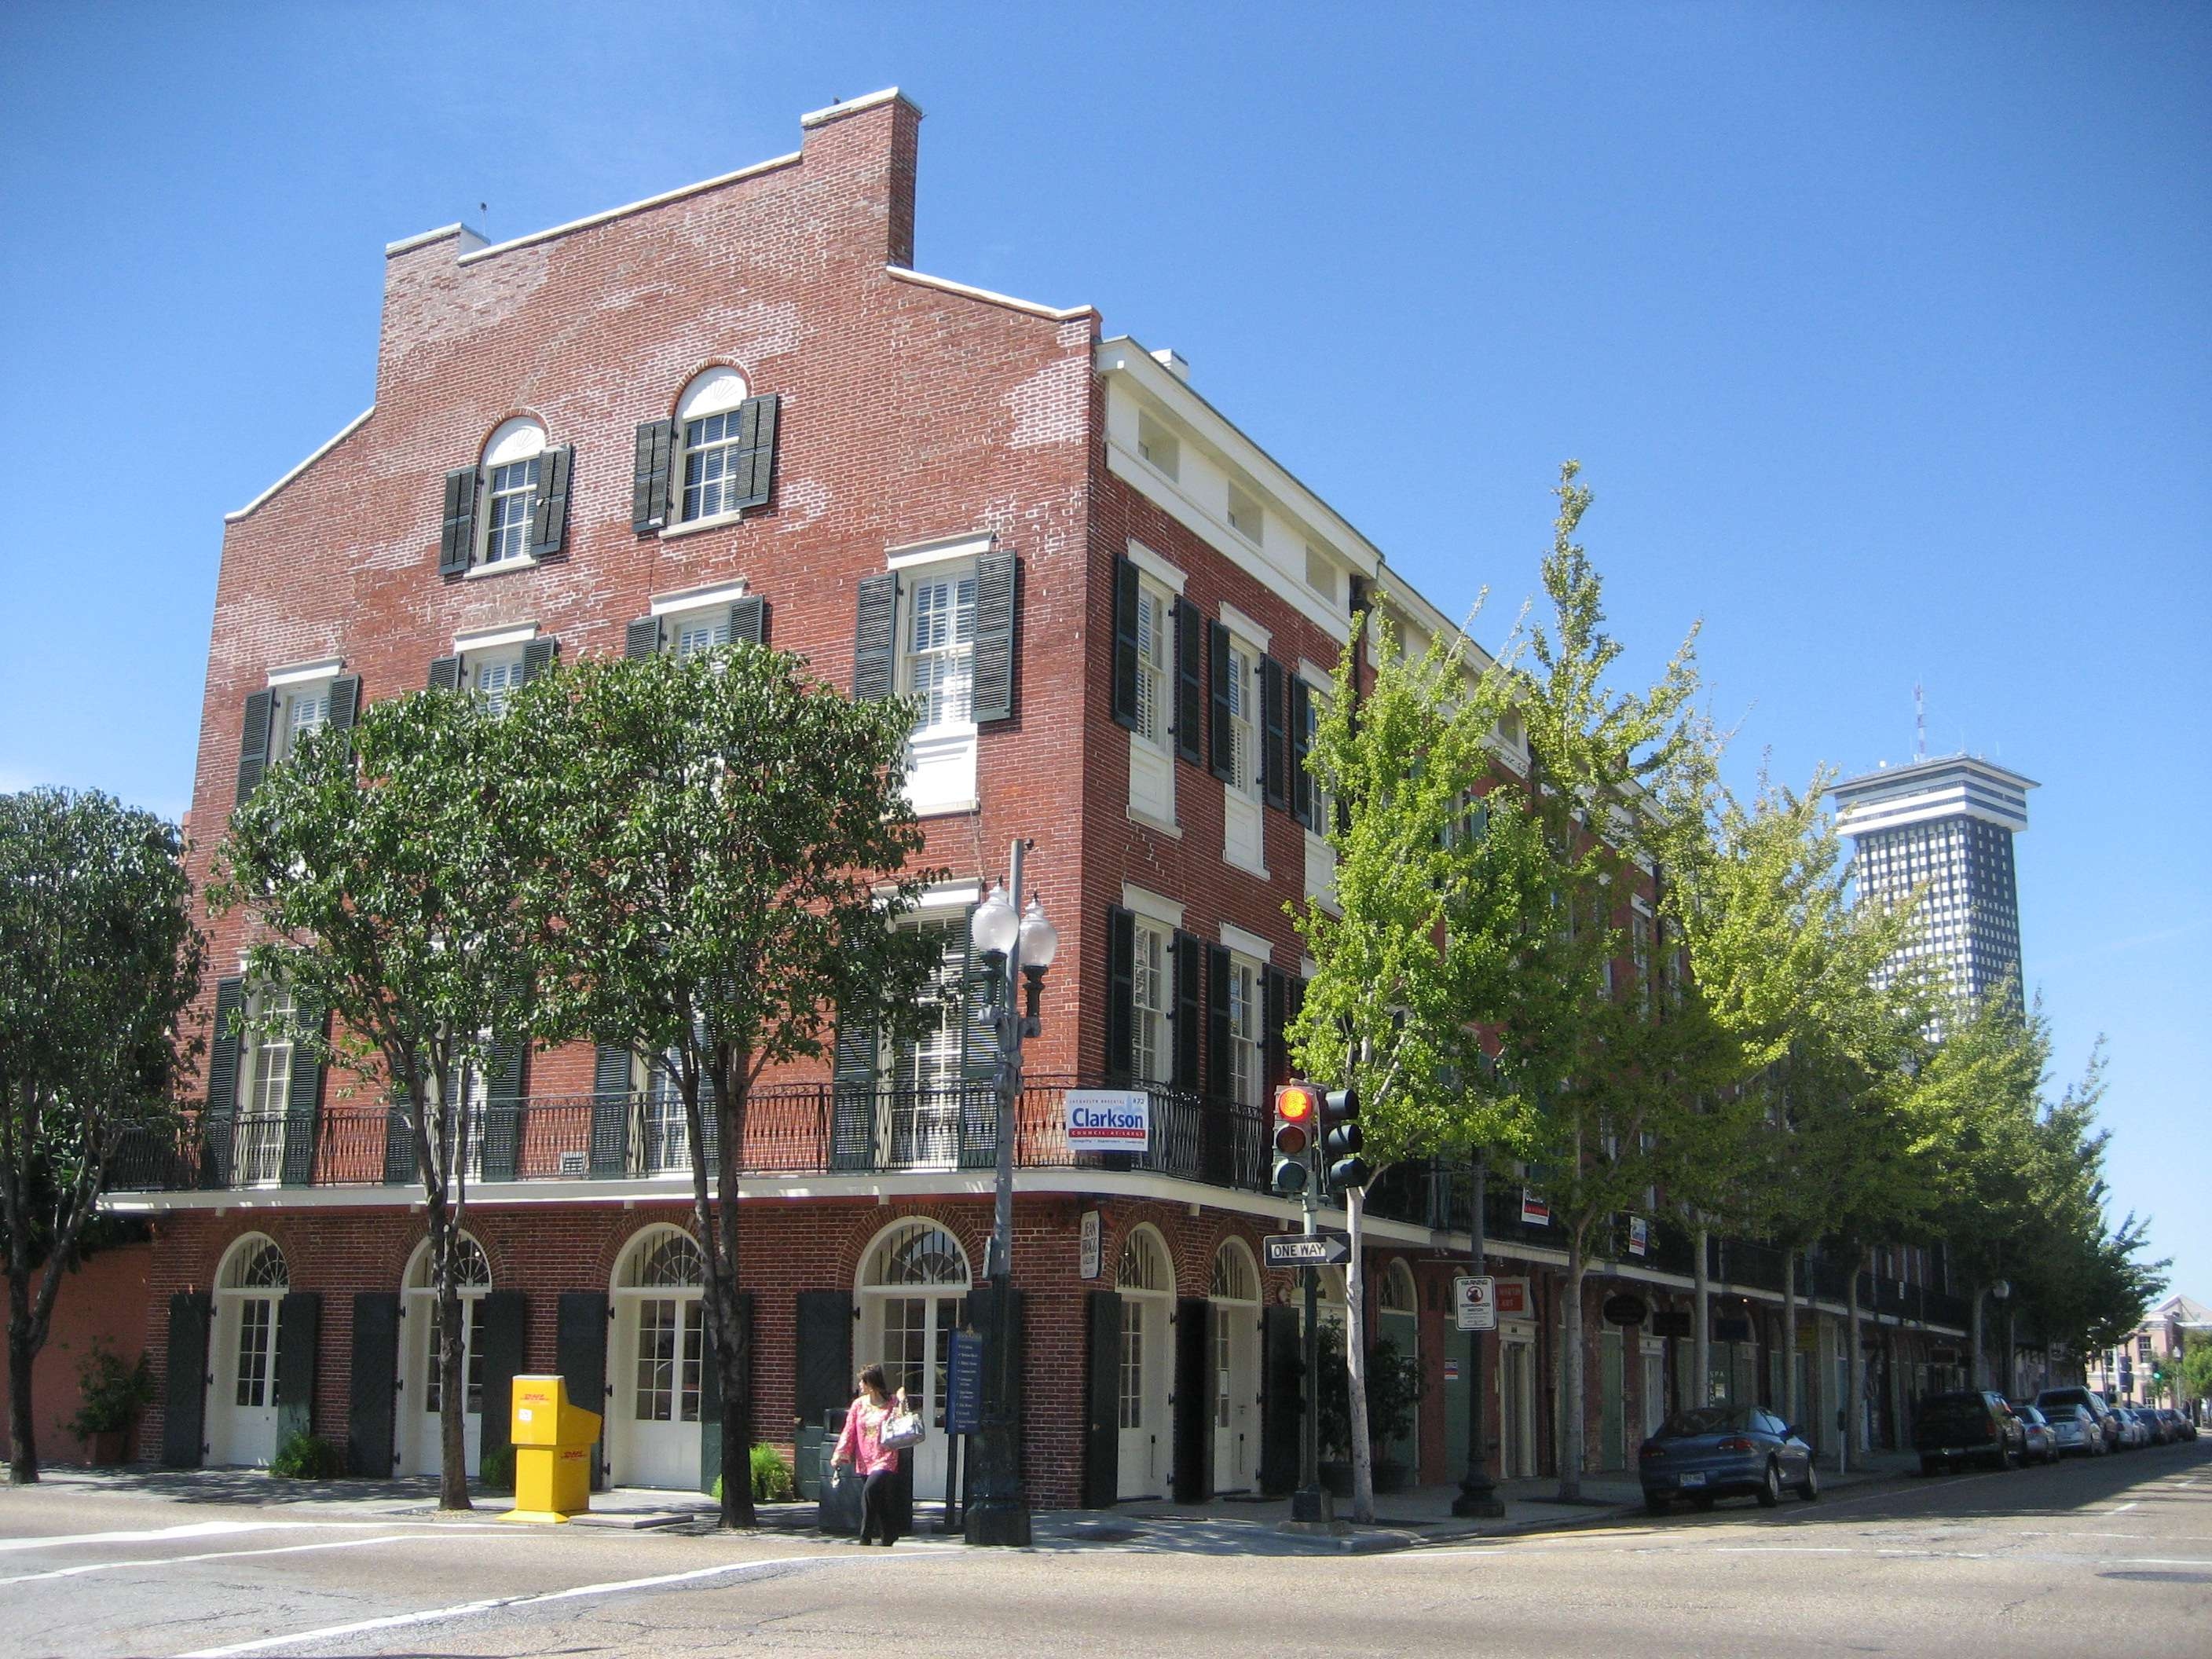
[1273,1083,1319,1156]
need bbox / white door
[613,1291,703,1489]
[1118,1292,1170,1497]
[402,1295,483,1478]
[207,1291,282,1467]
[1211,1303,1258,1491]
[1500,1337,1536,1479]
[864,1290,959,1495]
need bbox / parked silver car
[2007,1402,2063,1465]
[2035,1386,2120,1453]
[2041,1402,2106,1456]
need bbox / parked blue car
[1639,1405,1819,1514]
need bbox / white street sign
[1454,1274,1497,1331]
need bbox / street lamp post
[1453,1153,1505,1517]
[965,840,1057,1547]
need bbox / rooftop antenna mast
[1914,682,1926,762]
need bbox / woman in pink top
[830,1364,908,1545]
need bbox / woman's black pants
[859,1468,901,1545]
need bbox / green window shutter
[235,691,274,805]
[624,617,663,659]
[280,995,327,1185]
[830,1010,881,1171]
[476,1291,528,1459]
[1205,944,1231,1104]
[274,1290,320,1444]
[1174,599,1202,764]
[1289,676,1314,831]
[1173,1296,1211,1502]
[204,976,244,1186]
[427,656,461,691]
[1111,555,1141,728]
[631,420,676,532]
[383,1085,416,1185]
[1260,1305,1301,1494]
[1259,657,1288,811]
[346,1292,401,1476]
[529,444,573,557]
[327,676,361,733]
[970,550,1018,723]
[439,467,478,576]
[1207,621,1234,783]
[589,1044,633,1176]
[1171,929,1202,1093]
[727,595,767,647]
[1104,905,1136,1084]
[520,637,559,683]
[161,1291,212,1467]
[729,394,780,510]
[851,573,897,701]
[1083,1290,1123,1508]
[481,1031,526,1181]
[555,1292,610,1489]
[1262,966,1288,1090]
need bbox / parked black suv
[1914,1390,2028,1474]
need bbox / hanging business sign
[1493,1277,1531,1317]
[1064,1089,1149,1153]
[1521,1189,1551,1226]
[1602,1293,1649,1328]
[1628,1216,1650,1258]
[1079,1210,1101,1280]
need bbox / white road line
[1710,1547,1852,1554]
[2108,1502,2141,1514]
[0,1534,410,1588]
[0,1518,499,1556]
[176,1550,901,1658]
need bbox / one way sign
[1263,1232,1350,1268]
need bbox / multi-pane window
[1302,689,1332,830]
[236,987,293,1187]
[271,685,331,765]
[474,654,523,716]
[639,1054,689,1174]
[673,610,731,661]
[482,456,541,565]
[906,570,978,731]
[1119,1298,1145,1428]
[633,1298,702,1423]
[234,1298,274,1408]
[1228,957,1261,1108]
[1133,587,1170,749]
[681,408,751,522]
[1225,643,1257,797]
[423,1301,485,1416]
[1131,920,1169,1084]
[1632,914,1654,1015]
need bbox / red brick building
[113,90,1967,1505]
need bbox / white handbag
[881,1407,927,1449]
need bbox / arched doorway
[207,1235,287,1467]
[1116,1226,1174,1499]
[855,1219,971,1496]
[609,1225,705,1489]
[400,1235,492,1478]
[1209,1239,1261,1492]
[1378,1260,1420,1475]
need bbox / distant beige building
[2086,1293,2211,1406]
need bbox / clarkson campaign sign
[1064,1089,1150,1153]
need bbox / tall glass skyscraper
[1830,756,2035,1016]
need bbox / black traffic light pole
[1294,1173,1328,1523]
[1453,1153,1505,1517]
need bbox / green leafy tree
[2,789,203,1484]
[1289,602,1552,1520]
[1484,464,1712,1501]
[515,646,942,1529]
[2179,1337,2212,1409]
[211,690,540,1511]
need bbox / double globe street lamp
[965,840,1057,1547]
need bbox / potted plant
[66,1340,154,1465]
[1313,1327,1424,1497]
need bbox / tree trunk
[1557,1228,1586,1503]
[1782,1249,1800,1433]
[702,1053,755,1529]
[434,1258,470,1511]
[1844,1260,1865,1472]
[1969,1278,1986,1391]
[6,1273,37,1485]
[1693,1222,1711,1408]
[1345,1187,1374,1524]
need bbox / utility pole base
[1289,1485,1333,1524]
[1279,1517,1351,1537]
[964,1503,1031,1547]
[1451,1485,1506,1519]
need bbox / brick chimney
[798,87,923,269]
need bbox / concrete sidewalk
[26,1449,1925,1555]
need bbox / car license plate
[1679,1472,1705,1487]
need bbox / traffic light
[1321,1084,1370,1192]
[1272,1082,1317,1196]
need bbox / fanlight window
[624,1229,705,1288]
[1210,1241,1258,1302]
[408,1236,492,1290]
[863,1221,970,1288]
[1380,1261,1417,1313]
[222,1238,289,1291]
[1117,1228,1170,1293]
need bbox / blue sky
[3,2,2205,1304]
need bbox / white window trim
[1125,539,1187,595]
[1298,657,1334,694]
[676,367,749,422]
[1219,922,1273,965]
[1121,883,1183,932]
[452,622,539,654]
[1217,603,1270,654]
[910,879,983,914]
[888,530,994,570]
[671,371,755,528]
[650,580,751,618]
[267,658,343,689]
[659,511,744,542]
[476,423,548,570]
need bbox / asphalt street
[1,1442,2205,1658]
